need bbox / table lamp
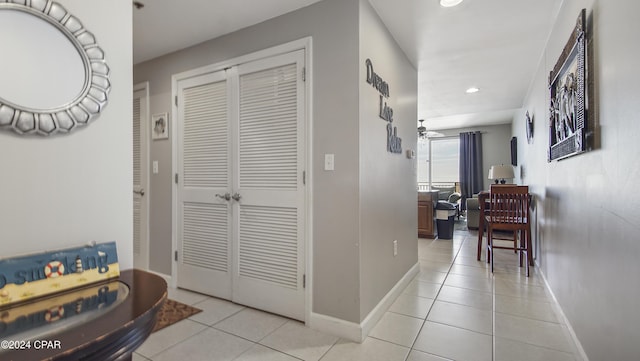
[488,165,515,184]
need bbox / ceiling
[133,0,561,131]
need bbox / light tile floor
[134,223,582,361]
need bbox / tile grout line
[146,325,212,359]
[316,336,341,361]
[403,235,465,361]
[492,247,497,361]
[221,315,306,360]
[230,332,306,361]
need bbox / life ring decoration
[0,0,110,136]
[45,305,65,322]
[44,261,65,278]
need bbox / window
[417,137,460,190]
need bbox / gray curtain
[459,132,483,210]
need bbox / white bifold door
[176,50,306,321]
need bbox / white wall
[358,0,418,321]
[436,124,513,191]
[0,0,133,269]
[514,1,640,359]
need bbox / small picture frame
[151,113,169,140]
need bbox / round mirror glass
[0,1,110,136]
[0,9,85,110]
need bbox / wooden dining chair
[485,185,532,276]
[476,190,518,261]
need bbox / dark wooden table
[1,269,167,361]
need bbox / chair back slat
[488,185,530,225]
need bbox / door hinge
[175,173,179,184]
[302,171,306,185]
[175,95,178,106]
[302,67,306,82]
[174,250,178,261]
[303,274,306,288]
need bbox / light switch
[324,154,334,171]
[153,161,159,174]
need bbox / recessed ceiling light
[440,0,463,7]
[466,87,480,94]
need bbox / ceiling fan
[417,119,444,139]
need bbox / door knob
[215,193,231,201]
[231,193,241,201]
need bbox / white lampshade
[488,165,515,183]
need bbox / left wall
[0,0,133,269]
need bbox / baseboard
[308,312,362,341]
[537,262,589,361]
[309,262,419,342]
[359,262,419,341]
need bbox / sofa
[466,195,480,229]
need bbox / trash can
[436,201,456,239]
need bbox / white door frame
[170,37,313,323]
[133,81,150,270]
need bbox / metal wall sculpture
[0,0,110,136]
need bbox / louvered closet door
[177,71,233,298]
[232,50,306,320]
